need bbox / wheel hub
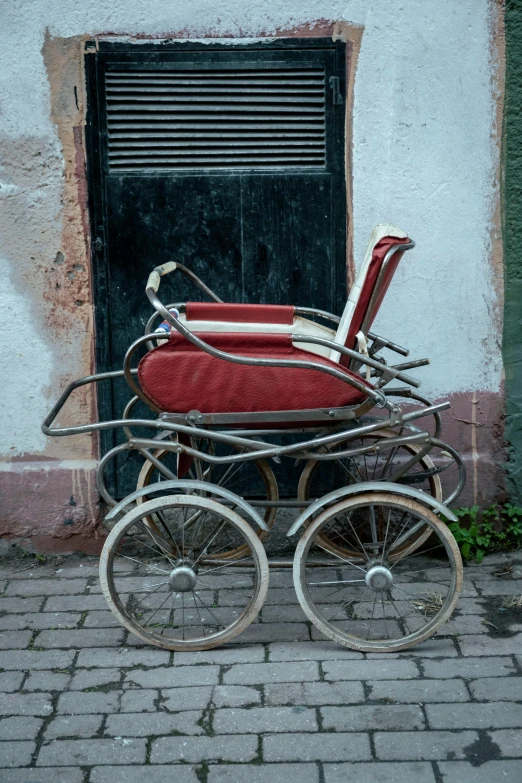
[365,564,393,592]
[168,564,197,592]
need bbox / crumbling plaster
[0,0,506,546]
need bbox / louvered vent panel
[105,68,326,171]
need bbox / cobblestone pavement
[0,550,521,782]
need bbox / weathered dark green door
[85,39,347,497]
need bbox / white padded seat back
[329,223,408,363]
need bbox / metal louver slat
[105,67,326,171]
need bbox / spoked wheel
[100,495,269,651]
[136,435,278,560]
[298,429,442,560]
[293,492,462,653]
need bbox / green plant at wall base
[446,504,522,563]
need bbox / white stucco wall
[0,0,502,458]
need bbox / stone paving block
[36,738,146,766]
[161,686,214,711]
[261,605,308,623]
[423,656,516,679]
[262,589,301,605]
[321,705,425,731]
[212,685,261,708]
[57,691,121,715]
[323,659,419,681]
[207,763,320,783]
[35,628,125,649]
[54,564,100,578]
[0,631,33,649]
[264,732,371,762]
[453,597,488,614]
[438,761,522,782]
[0,768,83,783]
[0,672,24,692]
[90,767,200,783]
[1,692,53,716]
[367,678,470,703]
[232,623,311,644]
[374,730,479,760]
[45,715,104,739]
[458,633,522,656]
[0,612,81,631]
[0,650,75,671]
[265,681,364,707]
[44,595,108,612]
[24,671,71,692]
[0,741,36,768]
[223,661,319,685]
[120,689,157,712]
[372,638,459,658]
[82,611,121,628]
[104,710,204,737]
[323,761,436,783]
[174,645,265,665]
[469,675,522,701]
[125,664,219,688]
[477,581,522,595]
[427,701,522,729]
[152,734,258,763]
[68,668,121,691]
[0,597,44,614]
[487,729,522,757]
[438,614,490,635]
[268,641,363,662]
[0,716,43,740]
[75,647,170,668]
[213,706,318,734]
[6,579,88,597]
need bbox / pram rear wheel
[293,492,462,653]
[298,430,441,561]
[136,437,278,560]
[100,495,269,651]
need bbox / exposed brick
[104,711,204,737]
[174,646,265,665]
[264,732,371,762]
[469,676,522,701]
[6,580,87,597]
[0,741,36,768]
[45,715,104,739]
[223,661,319,685]
[374,730,479,760]
[0,769,83,783]
[265,681,364,707]
[323,659,419,681]
[427,702,522,729]
[323,761,436,783]
[125,665,219,688]
[0,650,75,671]
[321,705,425,731]
[35,629,125,649]
[151,734,258,763]
[0,612,80,631]
[24,671,71,692]
[0,716,43,740]
[423,656,516,679]
[90,767,199,783]
[438,761,522,782]
[0,631,32,649]
[207,764,320,783]
[268,642,363,662]
[1,692,53,716]
[367,678,469,703]
[214,706,318,734]
[212,685,261,708]
[68,668,121,691]
[161,686,214,711]
[36,738,146,766]
[57,691,121,715]
[75,648,169,668]
[487,729,522,757]
[120,689,158,712]
[0,672,24,692]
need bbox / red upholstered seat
[138,332,372,414]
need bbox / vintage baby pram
[43,225,466,653]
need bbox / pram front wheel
[100,495,269,651]
[297,430,442,561]
[293,492,462,653]
[136,437,278,559]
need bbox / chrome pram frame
[42,245,466,654]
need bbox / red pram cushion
[138,332,371,414]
